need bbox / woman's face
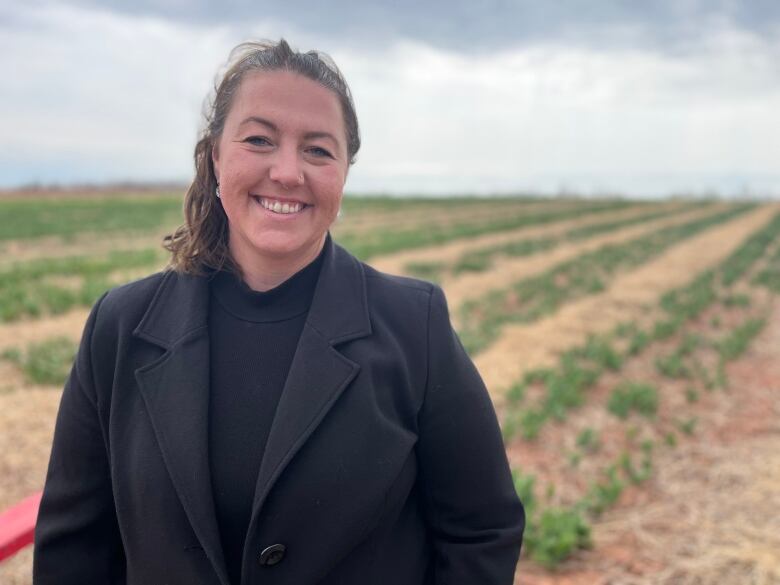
[212,70,349,272]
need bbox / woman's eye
[308,146,334,158]
[244,136,271,146]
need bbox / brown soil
[0,231,169,267]
[474,204,779,401]
[0,310,89,354]
[512,295,780,585]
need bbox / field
[1,192,779,584]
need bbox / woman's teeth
[258,197,304,214]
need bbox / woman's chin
[235,232,326,267]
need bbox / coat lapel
[249,237,372,521]
[133,272,230,585]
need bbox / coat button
[259,543,286,566]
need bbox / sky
[1,0,779,198]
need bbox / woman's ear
[211,143,221,182]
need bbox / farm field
[1,192,779,584]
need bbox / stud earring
[215,184,221,199]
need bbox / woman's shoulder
[91,269,207,341]
[361,262,435,294]
[359,262,450,320]
[98,270,169,318]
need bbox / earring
[215,184,221,199]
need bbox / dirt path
[474,204,779,400]
[0,231,169,267]
[515,296,780,585]
[0,310,89,353]
[370,202,682,277]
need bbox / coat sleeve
[33,293,127,584]
[416,285,524,584]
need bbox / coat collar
[134,234,372,348]
[132,235,371,585]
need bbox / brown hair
[164,39,361,275]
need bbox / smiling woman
[32,39,524,585]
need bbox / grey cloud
[45,0,780,53]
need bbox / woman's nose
[268,147,304,190]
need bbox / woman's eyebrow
[239,116,277,131]
[303,131,339,145]
[239,116,339,147]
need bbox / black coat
[33,237,524,585]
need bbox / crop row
[337,200,633,260]
[0,249,167,322]
[405,202,706,281]
[457,203,756,355]
[0,195,183,241]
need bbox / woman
[33,40,524,585]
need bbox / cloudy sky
[1,0,779,197]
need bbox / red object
[0,491,42,562]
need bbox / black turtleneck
[208,247,324,584]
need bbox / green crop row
[0,195,183,241]
[2,337,78,385]
[720,211,780,286]
[337,200,632,260]
[405,202,699,281]
[0,248,167,322]
[459,204,754,355]
[752,227,780,292]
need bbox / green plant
[607,382,658,419]
[685,387,700,403]
[525,507,592,569]
[583,466,624,516]
[403,261,445,282]
[501,412,521,443]
[677,417,698,435]
[511,468,536,514]
[655,352,690,379]
[717,318,766,361]
[664,432,678,447]
[627,329,651,355]
[575,428,601,453]
[5,337,78,385]
[620,441,653,484]
[505,382,526,404]
[722,293,751,308]
[520,409,547,440]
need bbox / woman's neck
[231,235,326,292]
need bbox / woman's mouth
[253,196,308,215]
